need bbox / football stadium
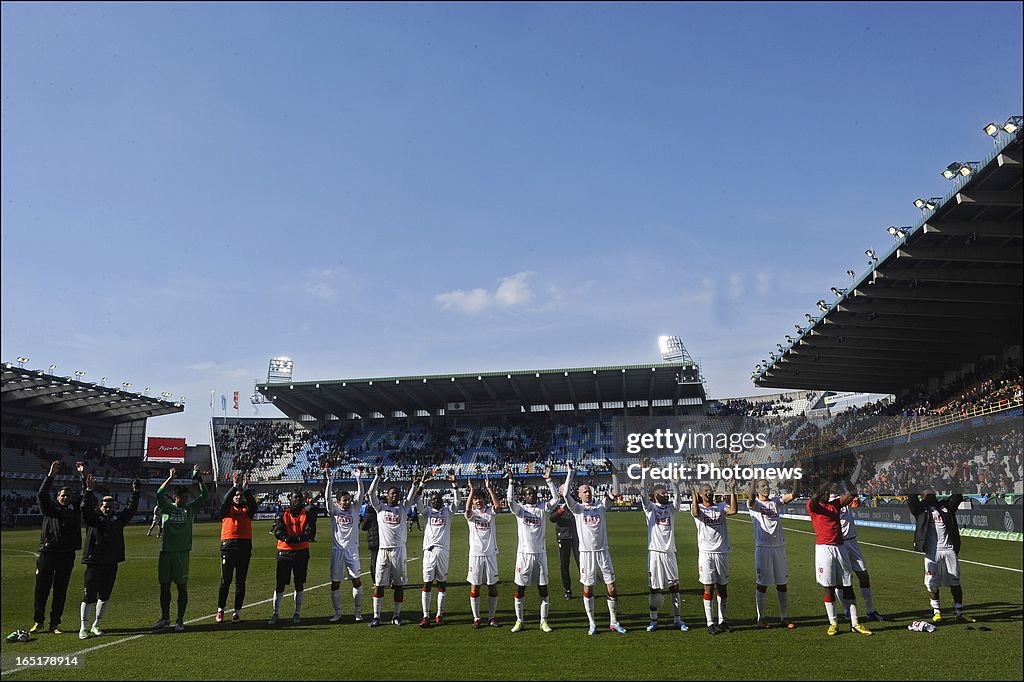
[2,5,1022,682]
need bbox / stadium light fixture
[846,270,856,279]
[887,226,909,239]
[816,299,829,312]
[785,335,794,343]
[1003,116,1022,134]
[48,364,57,373]
[121,382,132,390]
[143,387,151,395]
[73,370,86,381]
[983,122,1000,138]
[830,287,846,297]
[161,391,173,399]
[942,161,979,179]
[16,356,29,367]
[805,313,817,323]
[941,163,961,179]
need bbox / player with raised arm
[366,465,422,627]
[908,487,975,623]
[562,459,626,636]
[829,472,887,623]
[747,478,798,629]
[690,480,737,635]
[153,465,208,633]
[419,470,459,627]
[807,481,872,636]
[465,476,502,628]
[146,507,162,538]
[639,463,688,632]
[79,471,139,639]
[269,487,317,625]
[326,464,365,622]
[216,472,257,624]
[507,464,561,633]
[31,460,85,635]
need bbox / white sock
[540,597,549,622]
[703,595,714,626]
[824,599,836,624]
[716,594,728,624]
[373,595,382,618]
[353,587,362,618]
[331,589,341,614]
[584,595,596,626]
[649,592,663,620]
[514,597,524,622]
[272,591,282,615]
[848,602,859,627]
[861,587,874,613]
[470,595,480,620]
[930,598,941,613]
[954,602,964,613]
[488,595,497,619]
[95,599,107,625]
[437,589,447,617]
[777,590,789,619]
[755,590,766,620]
[421,589,431,617]
[80,602,92,629]
[294,590,304,616]
[670,591,680,619]
[607,597,618,625]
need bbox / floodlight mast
[253,356,294,404]
[658,335,693,363]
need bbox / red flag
[233,390,239,410]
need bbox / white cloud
[435,271,535,314]
[728,273,745,300]
[434,288,492,313]
[494,272,534,306]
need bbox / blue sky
[2,2,1022,445]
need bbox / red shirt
[807,498,843,545]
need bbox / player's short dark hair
[173,485,190,498]
[523,486,537,497]
[56,486,72,496]
[386,486,400,495]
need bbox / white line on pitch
[1,556,421,678]
[734,517,1023,573]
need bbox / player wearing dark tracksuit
[216,474,258,623]
[549,501,580,599]
[33,461,85,633]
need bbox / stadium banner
[777,503,1023,539]
[145,437,186,463]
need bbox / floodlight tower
[658,335,692,363]
[252,356,294,404]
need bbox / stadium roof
[258,362,705,422]
[755,127,1022,394]
[1,364,185,423]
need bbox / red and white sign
[146,437,186,463]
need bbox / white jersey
[925,505,953,552]
[466,507,498,556]
[641,483,682,553]
[748,495,786,548]
[509,479,561,554]
[830,495,858,539]
[693,502,731,553]
[562,468,618,552]
[422,488,460,552]
[367,474,416,549]
[327,476,364,552]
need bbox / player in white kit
[747,478,797,629]
[691,480,737,635]
[562,459,626,636]
[639,468,689,632]
[826,478,888,623]
[366,466,423,628]
[465,477,501,628]
[325,465,365,622]
[507,465,561,633]
[419,470,459,628]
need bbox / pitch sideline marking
[0,556,421,678]
[735,518,1023,573]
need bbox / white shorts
[467,553,499,586]
[648,550,679,590]
[815,544,852,588]
[375,546,408,587]
[514,552,549,587]
[924,549,961,590]
[754,545,789,586]
[844,537,868,573]
[580,550,616,586]
[698,551,729,586]
[422,546,450,583]
[330,546,361,582]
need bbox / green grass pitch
[1,513,1021,680]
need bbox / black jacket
[38,475,84,553]
[549,503,578,542]
[908,493,963,554]
[273,504,318,548]
[360,504,379,550]
[82,490,140,564]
